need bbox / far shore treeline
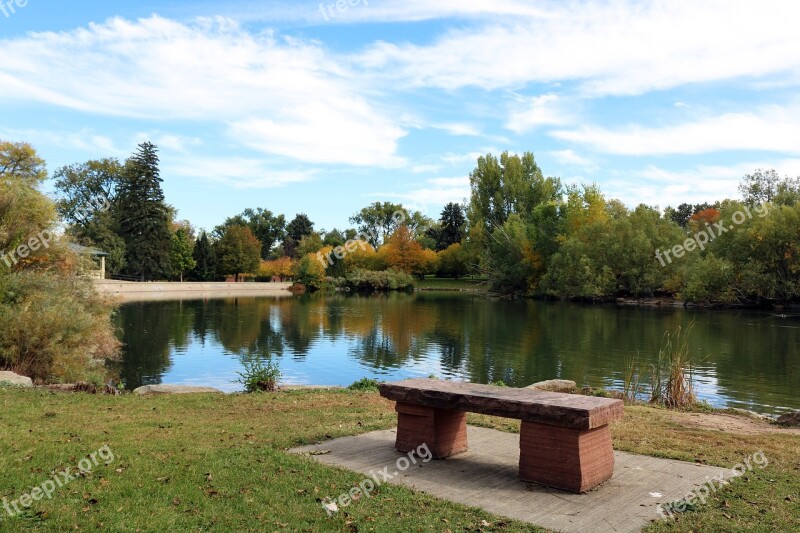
[2,139,799,383]
[47,140,800,306]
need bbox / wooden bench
[378,378,624,493]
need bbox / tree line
[50,142,800,304]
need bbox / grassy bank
[1,387,797,532]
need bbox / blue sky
[2,0,800,232]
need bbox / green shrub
[337,269,415,292]
[235,355,282,392]
[348,377,381,391]
[294,253,326,291]
[0,273,120,383]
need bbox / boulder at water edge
[776,411,800,427]
[0,371,33,387]
[526,379,577,393]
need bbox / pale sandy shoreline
[92,280,294,302]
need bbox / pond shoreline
[94,280,294,301]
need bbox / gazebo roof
[68,243,109,257]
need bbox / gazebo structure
[68,243,109,279]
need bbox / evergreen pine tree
[116,142,172,280]
[437,202,466,250]
[191,231,217,281]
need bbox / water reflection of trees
[116,295,799,410]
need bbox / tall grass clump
[235,354,282,392]
[649,325,697,408]
[622,351,646,403]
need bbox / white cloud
[355,1,800,95]
[549,149,594,167]
[373,176,469,212]
[224,0,555,25]
[506,94,572,133]
[0,128,122,156]
[133,132,203,153]
[432,123,482,136]
[604,160,800,208]
[0,16,405,166]
[553,104,800,155]
[441,149,499,166]
[166,156,315,189]
[411,164,443,174]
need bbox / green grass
[0,387,539,532]
[0,387,797,532]
[415,277,488,291]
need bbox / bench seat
[379,378,624,493]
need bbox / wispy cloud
[549,149,594,168]
[604,159,800,209]
[506,94,574,133]
[372,176,469,213]
[553,104,800,155]
[0,15,405,166]
[166,156,316,189]
[354,1,800,95]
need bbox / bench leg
[519,421,615,493]
[394,403,468,459]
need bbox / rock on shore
[776,411,800,427]
[0,371,33,387]
[525,379,577,393]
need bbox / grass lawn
[1,386,798,532]
[416,277,488,291]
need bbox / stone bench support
[519,421,615,493]
[380,378,623,493]
[395,403,468,458]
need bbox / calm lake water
[114,293,800,415]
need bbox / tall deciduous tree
[53,159,126,274]
[739,168,800,207]
[116,142,172,280]
[215,225,261,282]
[170,227,196,282]
[349,202,405,247]
[215,208,286,259]
[468,151,561,233]
[0,141,54,272]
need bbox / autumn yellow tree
[259,256,294,280]
[343,242,386,272]
[381,225,437,277]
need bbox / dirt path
[667,411,800,435]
